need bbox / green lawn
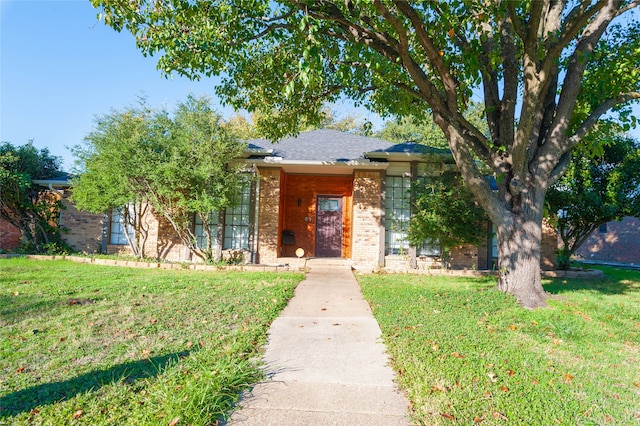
[358,267,640,425]
[0,258,304,425]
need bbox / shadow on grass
[0,351,190,418]
[0,295,61,325]
[544,267,640,295]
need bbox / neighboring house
[26,130,557,270]
[1,174,73,252]
[574,216,640,265]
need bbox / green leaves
[72,96,247,262]
[409,172,488,251]
[0,141,65,251]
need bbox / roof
[246,129,453,163]
[247,129,397,162]
[366,141,453,162]
[32,173,73,188]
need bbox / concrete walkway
[229,264,411,425]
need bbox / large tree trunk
[495,213,548,309]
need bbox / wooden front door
[315,196,343,257]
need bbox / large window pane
[385,176,441,257]
[385,176,411,255]
[194,212,219,249]
[223,181,252,250]
[110,206,135,245]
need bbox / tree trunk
[441,125,551,309]
[495,208,548,309]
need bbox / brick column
[257,168,281,264]
[351,170,384,268]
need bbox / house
[36,129,558,270]
[574,216,640,266]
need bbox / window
[194,212,219,249]
[110,207,135,245]
[223,181,252,250]
[385,175,442,257]
[319,198,340,211]
[418,241,441,257]
[385,176,411,255]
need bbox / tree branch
[506,1,526,41]
[539,1,619,170]
[546,0,606,59]
[548,151,572,186]
[567,91,640,149]
[614,0,640,17]
[229,23,292,46]
[499,15,518,156]
[392,0,458,110]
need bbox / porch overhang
[248,158,389,175]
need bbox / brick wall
[154,213,189,262]
[541,218,557,270]
[257,167,281,265]
[0,219,21,251]
[351,170,384,268]
[60,191,104,253]
[139,206,161,259]
[449,244,479,270]
[575,216,640,264]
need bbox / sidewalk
[228,264,411,425]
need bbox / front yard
[2,258,639,425]
[0,258,303,425]
[358,266,640,425]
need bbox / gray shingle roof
[246,129,398,162]
[368,141,451,156]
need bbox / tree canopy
[546,134,640,269]
[72,96,247,262]
[0,141,66,252]
[93,0,640,307]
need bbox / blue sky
[1,1,639,173]
[1,0,241,171]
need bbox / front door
[315,196,343,257]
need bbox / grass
[0,258,304,425]
[358,266,640,425]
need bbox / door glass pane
[319,199,340,211]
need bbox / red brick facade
[575,216,640,265]
[6,177,559,271]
